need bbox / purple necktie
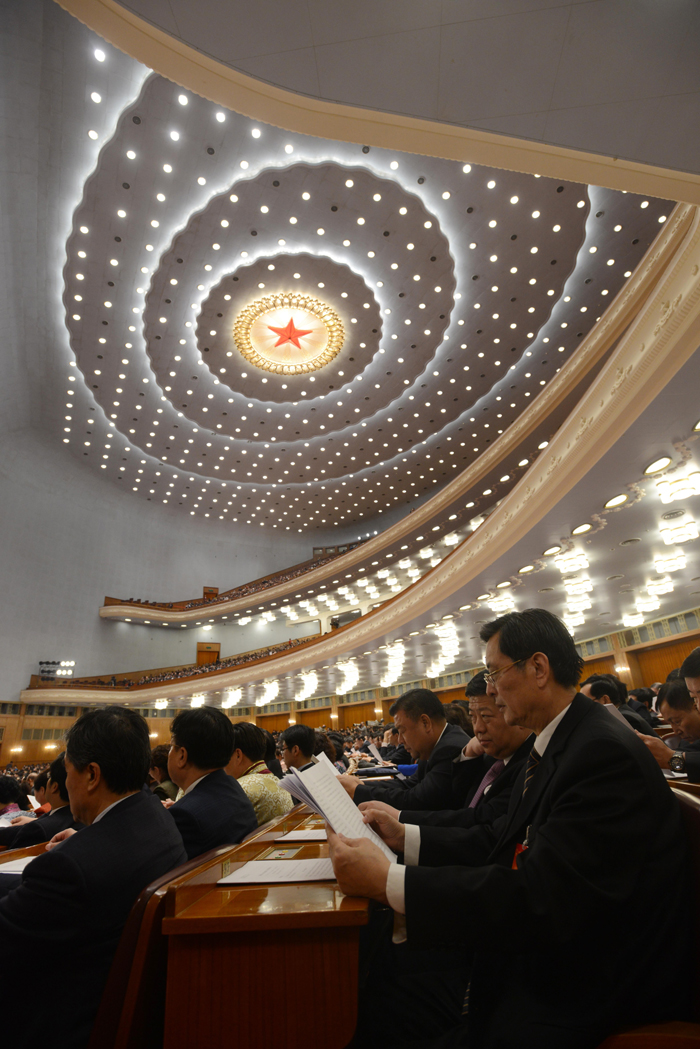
[469,759,505,808]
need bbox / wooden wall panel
[298,708,333,728]
[635,635,700,686]
[257,713,292,733]
[580,656,616,679]
[435,685,469,705]
[339,702,378,728]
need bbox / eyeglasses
[484,657,530,685]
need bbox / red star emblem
[267,317,313,348]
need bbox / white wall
[0,429,318,701]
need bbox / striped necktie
[468,760,505,808]
[522,746,540,795]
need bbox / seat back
[87,846,234,1049]
[671,789,700,1021]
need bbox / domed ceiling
[61,62,669,533]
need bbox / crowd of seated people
[112,540,367,611]
[2,634,699,1049]
[38,634,317,690]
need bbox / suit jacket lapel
[495,696,592,845]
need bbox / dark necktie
[522,746,541,795]
[468,759,505,809]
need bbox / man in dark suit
[580,673,656,735]
[362,691,533,833]
[637,676,700,778]
[168,705,257,858]
[0,752,82,849]
[280,723,316,773]
[0,706,187,1049]
[331,609,690,1049]
[338,689,469,810]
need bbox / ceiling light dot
[357,217,365,225]
[215,112,226,122]
[87,130,98,140]
[577,200,586,208]
[442,191,450,199]
[169,130,179,141]
[251,127,261,138]
[645,456,672,475]
[605,494,628,508]
[94,48,105,61]
[289,216,297,224]
[487,180,496,188]
[531,210,540,218]
[543,545,561,556]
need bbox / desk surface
[162,806,368,934]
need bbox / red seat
[597,789,700,1047]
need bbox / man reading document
[329,609,690,1049]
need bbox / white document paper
[275,829,328,842]
[28,795,41,810]
[312,750,342,777]
[0,855,37,875]
[368,743,382,761]
[218,858,335,884]
[280,761,396,863]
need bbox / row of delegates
[0,753,82,849]
[0,707,189,1049]
[328,608,691,1049]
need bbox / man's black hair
[465,670,488,697]
[150,744,171,774]
[666,668,683,683]
[280,723,315,759]
[170,706,235,769]
[48,753,69,803]
[628,687,655,709]
[389,688,445,721]
[680,647,700,680]
[581,674,621,706]
[34,770,50,794]
[65,706,151,793]
[231,721,267,763]
[479,608,584,689]
[658,681,694,712]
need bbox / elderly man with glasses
[330,608,690,1049]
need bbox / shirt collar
[183,771,214,796]
[92,794,132,824]
[533,702,572,757]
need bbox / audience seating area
[103,541,367,612]
[25,634,320,691]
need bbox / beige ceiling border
[56,0,700,205]
[34,205,700,704]
[99,201,695,624]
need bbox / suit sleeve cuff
[385,861,406,915]
[403,823,421,865]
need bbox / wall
[580,656,616,678]
[0,430,318,704]
[633,637,700,687]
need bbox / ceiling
[108,0,700,180]
[61,58,668,531]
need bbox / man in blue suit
[167,705,257,858]
[0,705,187,1049]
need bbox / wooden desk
[161,807,367,1049]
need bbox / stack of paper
[218,858,335,884]
[280,761,396,863]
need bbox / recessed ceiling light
[645,456,671,474]
[604,494,627,508]
[519,565,534,574]
[572,523,591,535]
[543,546,561,556]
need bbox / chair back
[87,846,233,1049]
[672,789,700,1021]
